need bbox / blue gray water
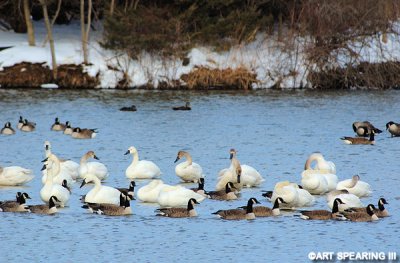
[0,89,398,262]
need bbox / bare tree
[39,0,57,79]
[81,0,92,64]
[110,0,115,16]
[23,0,35,46]
[42,0,62,47]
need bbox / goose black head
[386,121,394,130]
[379,198,388,205]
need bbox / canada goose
[0,192,22,205]
[172,102,191,111]
[63,121,73,135]
[205,182,237,200]
[190,177,207,196]
[79,151,108,181]
[62,179,71,194]
[341,131,375,145]
[212,197,260,220]
[124,146,161,179]
[1,122,15,135]
[220,148,264,188]
[156,198,199,218]
[82,193,132,216]
[386,121,400,137]
[0,192,31,212]
[51,117,66,131]
[299,198,345,220]
[119,105,137,111]
[342,204,379,222]
[0,164,34,186]
[71,127,97,139]
[174,150,204,183]
[17,116,24,129]
[345,198,389,217]
[28,196,60,215]
[239,197,287,217]
[352,121,382,136]
[116,181,136,197]
[20,119,35,132]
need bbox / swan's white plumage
[83,174,121,205]
[125,146,161,179]
[40,159,70,207]
[336,176,372,197]
[157,185,205,207]
[326,191,363,211]
[271,181,315,208]
[301,153,338,194]
[79,151,108,181]
[0,166,34,186]
[44,141,79,180]
[175,151,203,183]
[137,180,168,203]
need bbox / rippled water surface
[0,89,399,262]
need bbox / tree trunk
[110,0,115,16]
[40,0,57,79]
[81,0,91,64]
[42,0,62,47]
[23,0,35,46]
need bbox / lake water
[0,89,398,262]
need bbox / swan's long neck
[45,147,52,158]
[131,152,139,166]
[80,153,90,165]
[45,166,54,184]
[184,152,192,165]
[349,176,359,188]
[91,176,101,188]
[50,156,61,177]
[304,155,323,170]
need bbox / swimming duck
[156,198,199,218]
[174,150,204,183]
[172,102,191,111]
[1,122,15,135]
[119,105,137,112]
[124,146,161,179]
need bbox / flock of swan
[0,119,394,221]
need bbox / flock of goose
[0,118,395,221]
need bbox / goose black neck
[124,198,131,208]
[119,195,125,206]
[378,201,385,211]
[49,198,56,208]
[246,200,254,213]
[369,132,375,141]
[187,200,194,211]
[332,200,340,213]
[198,181,204,190]
[18,195,26,205]
[366,206,374,216]
[129,184,135,192]
[225,184,232,193]
[272,199,280,209]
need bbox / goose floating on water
[342,204,379,222]
[206,182,237,200]
[212,197,260,220]
[71,127,97,139]
[341,131,375,145]
[82,193,133,216]
[51,117,66,131]
[1,122,15,135]
[28,196,60,215]
[172,102,191,111]
[156,198,199,218]
[299,198,346,220]
[345,198,389,218]
[386,121,400,137]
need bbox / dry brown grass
[0,62,99,88]
[180,66,258,90]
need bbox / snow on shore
[0,20,400,89]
